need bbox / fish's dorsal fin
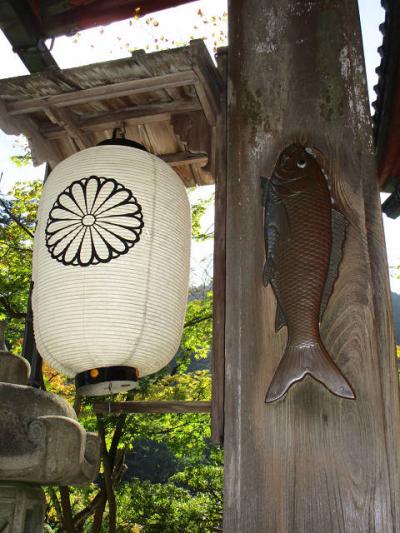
[320,208,347,320]
[263,259,273,287]
[275,299,287,332]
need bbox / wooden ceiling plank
[40,99,202,140]
[43,105,91,150]
[42,114,171,140]
[6,71,199,116]
[130,49,178,102]
[143,121,179,155]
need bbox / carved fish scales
[262,144,355,403]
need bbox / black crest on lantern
[45,176,144,267]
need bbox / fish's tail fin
[265,341,355,403]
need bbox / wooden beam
[224,0,400,531]
[194,81,217,126]
[43,105,91,150]
[40,99,202,140]
[189,40,223,126]
[160,151,208,167]
[211,48,227,446]
[93,401,211,415]
[171,110,214,174]
[0,100,62,168]
[0,0,58,73]
[6,71,199,116]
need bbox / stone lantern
[0,321,100,532]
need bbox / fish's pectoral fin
[265,341,355,403]
[275,300,287,331]
[269,199,291,241]
[320,208,347,320]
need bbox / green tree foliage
[191,195,214,243]
[0,179,40,350]
[0,169,222,532]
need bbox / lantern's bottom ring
[75,366,139,397]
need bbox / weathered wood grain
[6,71,198,115]
[211,48,227,445]
[224,0,400,531]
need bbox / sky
[0,0,398,289]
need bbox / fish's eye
[297,159,306,169]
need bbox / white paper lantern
[32,140,191,395]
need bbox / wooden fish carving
[262,144,355,403]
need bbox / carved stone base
[0,482,45,533]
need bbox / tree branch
[0,197,34,239]
[47,487,64,531]
[59,486,75,533]
[72,490,105,531]
[98,417,117,533]
[0,295,25,320]
[80,414,129,532]
[73,395,82,418]
[92,493,107,533]
[184,313,213,328]
[72,445,127,530]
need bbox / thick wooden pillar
[224,1,400,531]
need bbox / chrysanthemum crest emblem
[45,176,144,266]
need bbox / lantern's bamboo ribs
[93,401,212,415]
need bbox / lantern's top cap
[97,137,148,152]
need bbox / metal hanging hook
[111,125,126,140]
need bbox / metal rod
[22,163,51,389]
